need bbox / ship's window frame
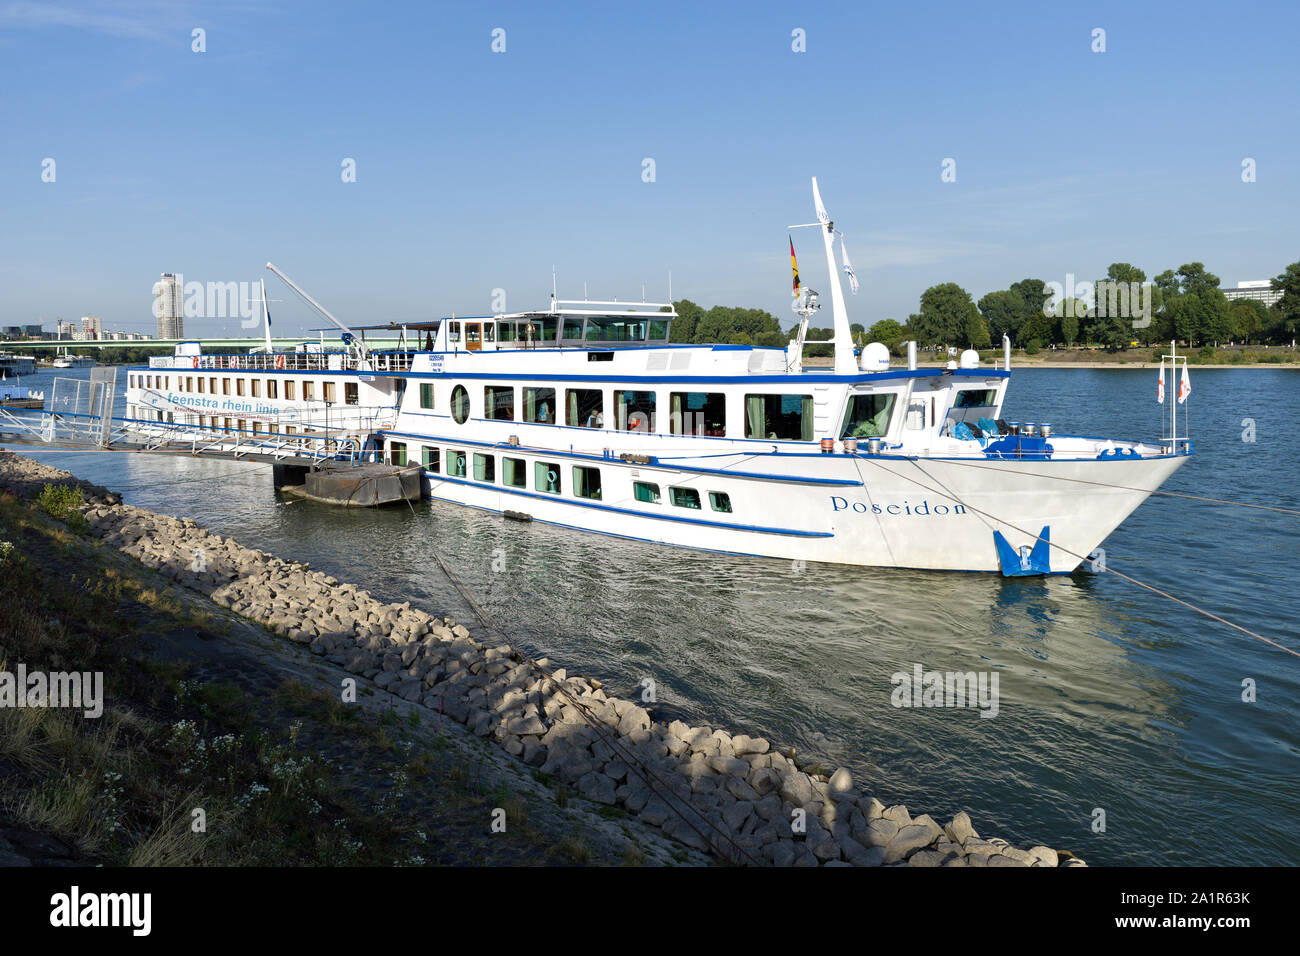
[451,385,470,424]
[251,379,261,398]
[267,379,278,399]
[566,388,604,429]
[744,393,814,442]
[284,380,295,400]
[422,446,440,472]
[473,452,495,483]
[633,481,661,504]
[523,387,556,424]
[535,461,562,494]
[573,465,602,500]
[345,382,359,405]
[503,456,526,488]
[613,389,656,432]
[389,441,407,467]
[302,381,316,401]
[954,388,998,408]
[840,392,897,439]
[236,379,246,397]
[670,487,702,509]
[484,385,515,420]
[420,383,435,410]
[323,381,335,403]
[448,321,461,343]
[709,491,733,513]
[448,448,467,478]
[670,391,726,436]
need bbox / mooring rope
[857,456,1300,660]
[415,531,759,866]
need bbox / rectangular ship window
[485,385,515,420]
[670,487,701,509]
[503,457,526,488]
[448,449,467,477]
[573,466,602,500]
[535,461,562,494]
[709,491,733,513]
[422,446,440,472]
[523,387,556,424]
[633,481,661,504]
[744,393,813,441]
[473,453,495,482]
[566,389,604,428]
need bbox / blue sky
[1,0,1296,337]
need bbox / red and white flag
[1178,364,1191,404]
[1157,358,1165,404]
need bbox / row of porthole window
[389,442,732,513]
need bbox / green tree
[1270,261,1300,342]
[669,299,703,343]
[866,318,906,354]
[1008,278,1050,341]
[977,289,1024,345]
[913,283,980,346]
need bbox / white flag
[1178,364,1190,404]
[1157,358,1165,404]
[840,236,859,295]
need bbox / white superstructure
[122,181,1193,574]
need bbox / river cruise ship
[123,182,1192,574]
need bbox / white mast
[261,278,273,353]
[810,178,858,374]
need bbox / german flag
[790,235,801,296]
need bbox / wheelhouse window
[448,321,461,344]
[451,385,470,424]
[420,383,434,409]
[566,388,604,429]
[613,390,655,432]
[670,487,702,509]
[448,449,467,477]
[954,389,998,408]
[744,393,813,441]
[473,453,495,482]
[840,393,897,439]
[633,481,661,504]
[422,446,440,472]
[503,457,526,488]
[670,392,726,436]
[709,491,733,513]
[523,387,556,424]
[484,385,515,420]
[535,461,562,494]
[573,466,602,500]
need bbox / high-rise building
[1223,280,1283,310]
[153,272,184,339]
[80,315,102,339]
[56,319,78,340]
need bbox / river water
[12,363,1299,865]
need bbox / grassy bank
[0,472,667,866]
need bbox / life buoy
[191,356,199,368]
[275,354,285,370]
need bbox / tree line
[663,258,1300,354]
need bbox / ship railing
[147,350,415,373]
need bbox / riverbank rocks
[0,449,1087,869]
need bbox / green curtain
[746,396,765,438]
[567,390,578,427]
[524,388,536,422]
[801,396,814,441]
